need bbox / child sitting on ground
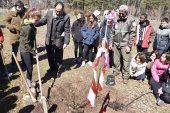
[129,52,147,81]
[145,51,160,80]
[158,75,170,105]
[150,52,170,106]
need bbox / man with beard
[36,2,70,77]
[109,5,136,84]
[153,17,170,54]
[134,13,155,54]
[3,0,27,74]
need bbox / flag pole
[96,19,108,100]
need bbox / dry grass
[0,13,170,113]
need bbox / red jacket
[0,28,4,43]
[134,24,153,48]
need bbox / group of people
[0,1,170,106]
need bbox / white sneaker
[81,61,85,66]
[88,61,93,66]
[30,87,36,94]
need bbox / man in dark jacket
[3,0,26,71]
[153,17,170,54]
[36,2,70,76]
[134,13,155,54]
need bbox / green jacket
[3,8,26,44]
[19,20,36,53]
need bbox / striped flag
[87,38,109,107]
[98,38,109,91]
[87,19,110,107]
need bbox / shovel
[12,52,36,103]
[35,50,48,113]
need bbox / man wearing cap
[109,5,136,84]
[3,0,27,71]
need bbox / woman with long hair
[71,10,85,63]
[81,13,99,66]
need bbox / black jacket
[71,19,84,42]
[153,25,170,53]
[36,10,70,48]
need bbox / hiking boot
[88,61,93,66]
[77,58,82,63]
[8,73,13,78]
[81,61,85,66]
[123,79,128,84]
[47,68,55,73]
[157,98,166,106]
[30,87,36,94]
[73,58,78,62]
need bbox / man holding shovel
[19,10,41,93]
[3,0,27,74]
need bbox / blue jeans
[135,73,146,80]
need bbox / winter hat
[119,5,128,14]
[103,10,109,16]
[93,10,101,17]
[15,0,24,7]
[106,10,117,20]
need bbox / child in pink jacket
[150,52,170,106]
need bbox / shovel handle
[12,52,36,103]
[35,51,48,113]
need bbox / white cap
[93,10,101,17]
[119,5,128,12]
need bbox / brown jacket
[3,9,26,44]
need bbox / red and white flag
[87,57,100,107]
[87,38,109,107]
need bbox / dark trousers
[74,41,83,58]
[94,47,98,55]
[21,52,33,87]
[82,44,94,62]
[137,45,147,54]
[150,77,165,99]
[135,73,146,80]
[11,42,19,65]
[46,44,63,72]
